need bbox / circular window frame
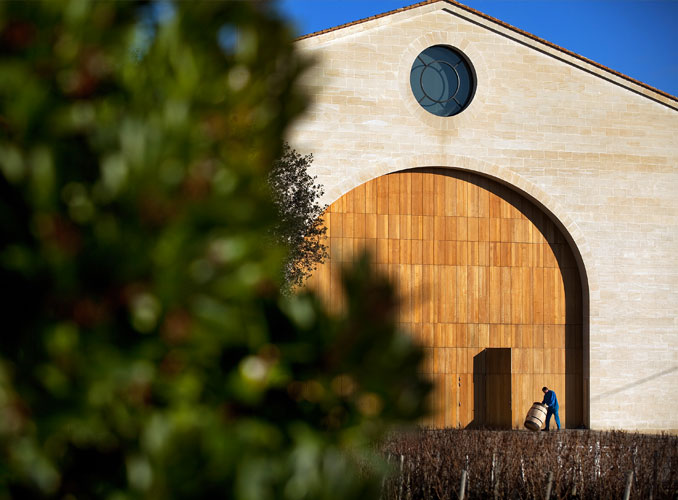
[398,34,487,130]
[410,45,477,117]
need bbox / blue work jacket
[542,390,559,411]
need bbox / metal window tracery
[410,45,475,117]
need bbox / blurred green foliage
[0,1,430,498]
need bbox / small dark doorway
[472,348,512,429]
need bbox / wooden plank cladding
[306,169,584,429]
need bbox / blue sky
[277,0,678,98]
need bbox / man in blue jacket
[541,386,561,431]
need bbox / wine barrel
[524,402,547,431]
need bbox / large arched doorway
[307,168,584,429]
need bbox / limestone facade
[288,0,678,432]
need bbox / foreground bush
[382,429,678,499]
[0,2,429,498]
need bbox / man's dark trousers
[545,407,561,430]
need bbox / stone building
[288,0,678,432]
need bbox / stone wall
[288,1,678,432]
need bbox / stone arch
[323,155,596,303]
[310,164,590,428]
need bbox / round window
[410,45,475,117]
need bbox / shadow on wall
[591,365,678,402]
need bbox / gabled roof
[297,0,678,106]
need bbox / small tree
[269,143,328,291]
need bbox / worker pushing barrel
[541,386,561,431]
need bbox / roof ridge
[295,0,678,104]
[295,0,435,41]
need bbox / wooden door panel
[308,169,584,428]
